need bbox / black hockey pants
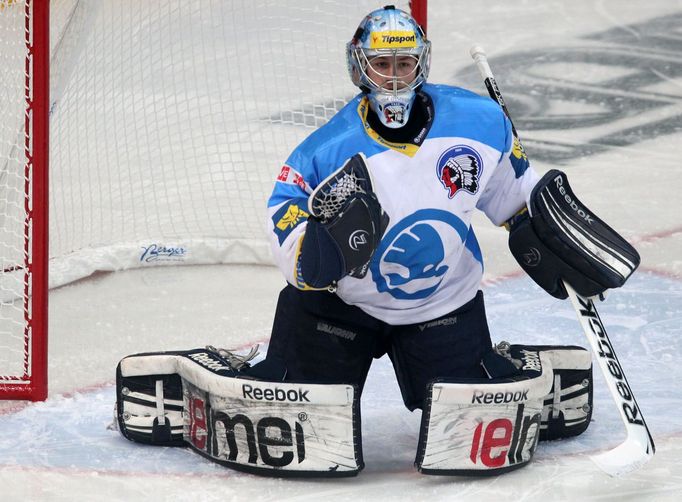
[250,285,493,411]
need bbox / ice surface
[2,0,682,500]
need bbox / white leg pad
[416,351,553,475]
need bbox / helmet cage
[350,45,430,97]
[346,7,431,128]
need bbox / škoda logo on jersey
[436,145,483,198]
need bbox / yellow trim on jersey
[503,206,529,231]
[511,136,528,162]
[357,97,420,158]
[369,30,418,49]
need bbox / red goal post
[0,0,427,401]
[0,0,48,401]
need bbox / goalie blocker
[115,348,363,477]
[416,343,592,475]
[508,169,640,299]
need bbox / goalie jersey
[267,83,539,325]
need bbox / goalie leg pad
[533,345,593,441]
[116,348,363,477]
[509,169,639,299]
[484,343,593,441]
[415,348,554,475]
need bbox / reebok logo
[578,296,645,427]
[187,352,232,372]
[553,176,594,224]
[242,384,310,402]
[472,389,529,404]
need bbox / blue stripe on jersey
[464,226,483,269]
[422,83,509,153]
[269,183,307,208]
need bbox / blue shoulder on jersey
[267,94,388,208]
[423,83,511,154]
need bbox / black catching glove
[299,153,389,288]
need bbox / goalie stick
[469,45,655,476]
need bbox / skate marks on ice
[0,273,679,482]
[452,13,682,163]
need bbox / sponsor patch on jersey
[272,199,309,245]
[509,136,530,177]
[276,164,310,192]
[369,30,417,49]
[436,145,483,198]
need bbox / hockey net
[0,0,421,400]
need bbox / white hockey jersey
[267,83,539,325]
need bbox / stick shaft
[469,45,655,475]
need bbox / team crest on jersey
[383,102,407,125]
[436,145,483,198]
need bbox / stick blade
[590,434,655,477]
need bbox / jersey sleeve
[476,115,540,226]
[266,147,317,289]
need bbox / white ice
[2,0,682,500]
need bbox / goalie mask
[347,5,431,129]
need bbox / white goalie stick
[470,46,655,476]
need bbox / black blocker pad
[510,170,640,298]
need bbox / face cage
[353,46,430,97]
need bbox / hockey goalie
[115,6,639,477]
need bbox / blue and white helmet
[347,5,431,128]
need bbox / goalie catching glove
[508,169,640,299]
[300,153,389,288]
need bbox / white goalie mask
[347,6,431,129]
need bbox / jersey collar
[357,96,423,158]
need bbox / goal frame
[0,0,49,401]
[1,0,426,401]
